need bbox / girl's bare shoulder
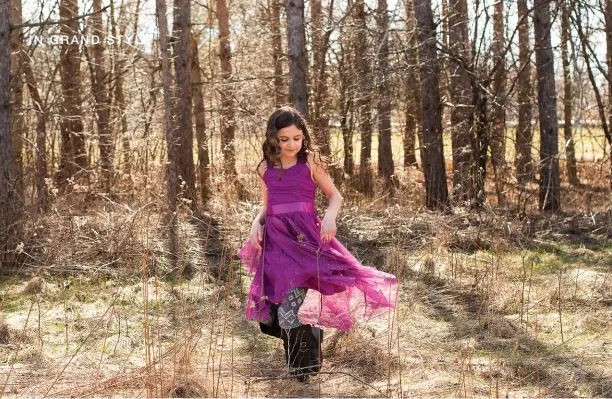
[257,159,267,179]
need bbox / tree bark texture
[269,0,286,108]
[174,0,197,204]
[415,0,450,210]
[355,0,374,195]
[10,0,24,204]
[92,0,114,192]
[191,34,212,204]
[311,0,331,155]
[1,0,16,266]
[23,50,48,210]
[516,0,534,185]
[534,0,560,211]
[447,0,474,204]
[59,0,88,179]
[285,0,309,119]
[490,0,507,205]
[376,0,395,188]
[156,0,179,269]
[561,0,579,185]
[404,0,419,168]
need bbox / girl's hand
[250,222,263,250]
[320,216,337,243]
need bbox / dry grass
[0,160,610,397]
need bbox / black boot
[282,325,313,383]
[309,327,323,374]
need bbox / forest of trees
[0,0,611,267]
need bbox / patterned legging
[277,287,307,329]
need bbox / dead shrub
[24,276,45,295]
[164,378,207,398]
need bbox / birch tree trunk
[534,0,560,211]
[516,0,534,185]
[285,0,309,119]
[415,0,450,210]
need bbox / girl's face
[277,125,303,158]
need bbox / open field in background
[0,154,610,397]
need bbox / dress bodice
[263,156,316,207]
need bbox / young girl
[238,106,398,383]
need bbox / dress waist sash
[267,201,315,215]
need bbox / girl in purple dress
[238,106,398,383]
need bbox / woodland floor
[0,162,611,398]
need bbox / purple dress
[238,155,398,331]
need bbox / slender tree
[1,0,17,266]
[607,0,612,152]
[490,0,507,205]
[156,0,179,269]
[516,0,534,185]
[534,0,560,211]
[59,0,88,181]
[285,0,309,119]
[174,0,197,204]
[376,0,396,189]
[404,0,420,168]
[91,0,114,192]
[415,0,450,210]
[447,0,474,204]
[268,0,286,107]
[355,0,374,195]
[191,34,211,204]
[23,55,47,210]
[311,0,331,156]
[561,0,579,185]
[10,0,24,204]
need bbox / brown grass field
[0,128,610,398]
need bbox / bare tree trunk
[23,54,48,210]
[269,0,286,107]
[415,0,450,210]
[111,1,133,179]
[376,0,395,189]
[285,0,309,119]
[447,0,474,204]
[174,0,197,205]
[338,38,355,176]
[1,0,17,266]
[534,0,560,211]
[404,0,419,168]
[311,0,331,155]
[516,0,534,185]
[561,0,579,185]
[490,0,507,205]
[91,0,114,192]
[355,0,374,195]
[156,0,179,269]
[191,34,212,204]
[607,0,612,188]
[59,0,88,179]
[10,0,24,205]
[217,0,244,198]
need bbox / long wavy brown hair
[257,106,327,178]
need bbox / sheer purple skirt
[238,205,398,331]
